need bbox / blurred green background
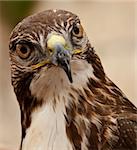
[0,1,36,26]
[0,1,136,150]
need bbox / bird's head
[9,10,89,87]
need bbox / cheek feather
[29,59,95,104]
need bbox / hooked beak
[47,34,73,83]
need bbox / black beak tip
[68,73,73,83]
[63,67,73,83]
[70,78,73,83]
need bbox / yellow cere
[47,34,66,51]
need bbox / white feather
[22,102,73,150]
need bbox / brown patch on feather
[87,123,100,149]
[66,121,82,150]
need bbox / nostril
[48,48,53,53]
[58,51,65,58]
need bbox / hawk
[9,9,137,150]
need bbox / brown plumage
[9,9,137,150]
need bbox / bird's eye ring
[72,23,83,37]
[16,44,31,59]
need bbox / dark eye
[16,44,31,59]
[72,23,83,37]
[73,25,80,34]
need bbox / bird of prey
[9,9,137,150]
